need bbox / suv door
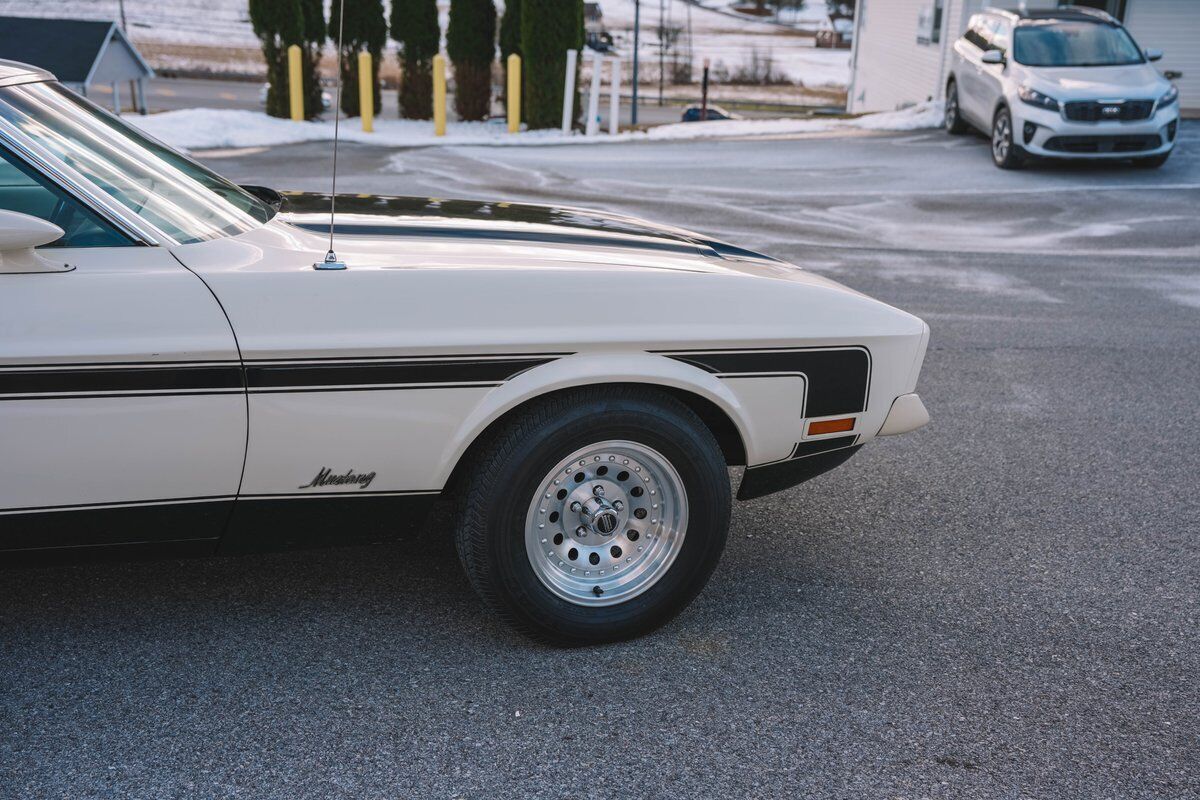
[978,17,1013,121]
[956,14,994,126]
[0,145,246,553]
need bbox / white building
[847,0,1199,116]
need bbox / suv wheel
[453,386,731,646]
[945,81,968,135]
[991,106,1026,169]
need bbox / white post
[561,49,578,134]
[585,56,602,136]
[608,58,621,135]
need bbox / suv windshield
[0,82,272,244]
[1013,21,1144,67]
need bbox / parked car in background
[815,15,854,49]
[681,104,742,122]
[944,6,1179,169]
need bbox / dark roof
[0,16,116,83]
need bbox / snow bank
[128,102,945,151]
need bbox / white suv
[944,6,1180,169]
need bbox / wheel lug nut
[613,500,624,511]
[570,501,582,513]
[593,485,605,497]
[576,526,589,538]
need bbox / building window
[931,0,945,44]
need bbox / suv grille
[1044,134,1161,154]
[1063,100,1155,122]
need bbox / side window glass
[990,20,1011,54]
[964,16,990,50]
[0,145,130,248]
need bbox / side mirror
[981,50,1006,65]
[1145,48,1164,62]
[0,210,72,274]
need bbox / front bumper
[1013,102,1179,159]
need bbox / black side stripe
[657,347,871,418]
[0,365,243,397]
[244,358,554,390]
[0,355,563,399]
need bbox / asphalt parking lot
[3,126,1198,799]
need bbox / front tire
[991,106,1026,169]
[453,387,731,646]
[945,81,968,135]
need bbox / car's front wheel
[991,106,1026,169]
[453,386,731,646]
[945,81,968,135]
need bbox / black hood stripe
[289,222,715,258]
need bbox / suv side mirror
[1145,48,1164,62]
[0,210,72,274]
[981,50,1006,65]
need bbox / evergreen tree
[249,0,303,119]
[391,0,441,119]
[329,0,387,117]
[447,0,497,122]
[520,0,584,129]
[499,0,521,63]
[298,0,326,120]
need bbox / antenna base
[314,250,347,271]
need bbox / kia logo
[1101,106,1121,117]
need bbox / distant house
[847,0,1198,116]
[0,16,154,114]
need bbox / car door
[0,143,246,553]
[978,17,1013,121]
[956,15,993,126]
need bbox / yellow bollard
[358,50,373,132]
[433,53,447,137]
[287,44,304,121]
[507,54,521,133]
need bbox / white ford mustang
[0,60,930,645]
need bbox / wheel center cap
[579,496,620,536]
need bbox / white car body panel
[0,61,930,556]
[170,217,927,501]
[0,246,245,542]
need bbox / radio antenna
[314,0,348,270]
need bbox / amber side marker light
[807,417,856,436]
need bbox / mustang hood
[277,191,786,270]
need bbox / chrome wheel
[524,440,688,607]
[992,112,1012,162]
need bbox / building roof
[0,16,152,85]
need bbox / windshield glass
[0,82,272,244]
[1013,21,1144,67]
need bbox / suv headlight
[1018,85,1060,111]
[1159,85,1179,107]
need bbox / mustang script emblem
[299,467,377,490]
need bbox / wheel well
[444,383,747,494]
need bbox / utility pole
[117,0,127,31]
[632,0,640,126]
[658,0,664,106]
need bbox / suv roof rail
[1009,5,1118,24]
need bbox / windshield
[0,82,272,244]
[1013,21,1144,67]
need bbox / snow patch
[130,102,943,152]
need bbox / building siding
[1124,0,1200,113]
